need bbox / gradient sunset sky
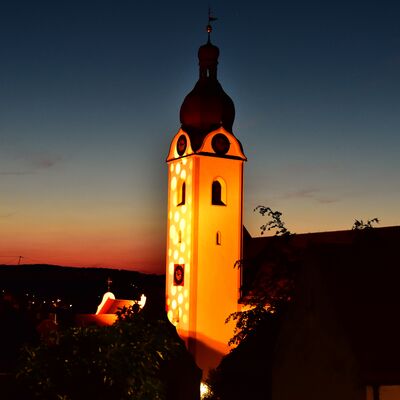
[1,1,399,273]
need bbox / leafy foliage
[17,309,183,400]
[226,303,272,347]
[228,206,295,347]
[352,217,379,230]
[254,206,290,236]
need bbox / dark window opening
[212,181,225,205]
[178,182,186,206]
[216,231,221,245]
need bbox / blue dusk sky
[1,0,399,272]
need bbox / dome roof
[180,40,235,151]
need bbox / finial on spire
[207,7,218,42]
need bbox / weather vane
[207,7,218,41]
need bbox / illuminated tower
[165,26,246,375]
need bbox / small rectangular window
[216,231,221,245]
[177,181,186,206]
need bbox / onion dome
[180,38,235,151]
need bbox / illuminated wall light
[166,298,171,306]
[169,262,174,275]
[200,382,211,399]
[186,264,190,272]
[171,176,177,190]
[167,158,195,336]
[170,164,174,172]
[170,229,176,244]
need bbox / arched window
[177,181,186,206]
[216,231,222,245]
[212,178,226,206]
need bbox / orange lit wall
[166,128,246,375]
[166,152,194,339]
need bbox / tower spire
[207,7,218,43]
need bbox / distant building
[76,291,146,327]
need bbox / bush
[18,313,183,399]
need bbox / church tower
[166,25,246,375]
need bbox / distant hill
[0,264,165,315]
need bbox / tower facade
[166,34,246,374]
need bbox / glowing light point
[176,163,181,174]
[171,299,177,310]
[169,262,174,275]
[171,176,177,190]
[200,382,211,399]
[174,211,180,223]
